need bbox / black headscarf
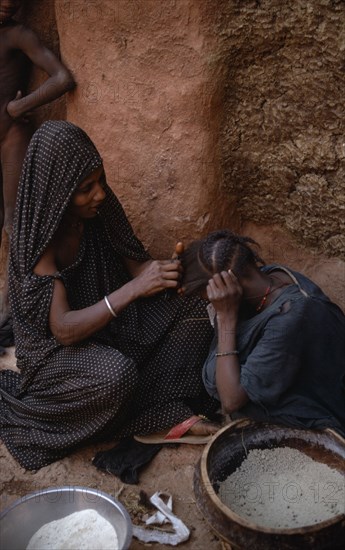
[11,120,149,279]
[9,121,150,368]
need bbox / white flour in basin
[218,447,344,529]
[26,508,119,550]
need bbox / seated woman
[181,230,345,436]
[0,121,219,470]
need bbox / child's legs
[1,122,32,234]
[0,171,5,331]
[0,123,32,326]
[0,169,3,243]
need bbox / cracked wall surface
[45,0,345,307]
[56,0,237,256]
[3,0,344,309]
[214,0,345,258]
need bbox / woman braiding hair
[0,121,220,471]
[181,229,345,436]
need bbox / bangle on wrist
[215,350,239,357]
[104,295,117,317]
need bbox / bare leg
[0,170,3,249]
[0,122,32,328]
[0,174,4,352]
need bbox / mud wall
[7,0,344,308]
[209,0,345,307]
[215,0,345,261]
[55,0,236,256]
[54,0,344,307]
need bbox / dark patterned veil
[9,121,149,360]
[11,120,148,280]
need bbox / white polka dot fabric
[0,121,218,470]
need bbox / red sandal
[134,415,215,445]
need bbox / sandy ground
[0,347,227,550]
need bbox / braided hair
[181,230,264,296]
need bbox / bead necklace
[256,280,272,312]
[245,275,290,313]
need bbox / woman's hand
[206,270,242,320]
[131,259,182,298]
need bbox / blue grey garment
[202,265,345,436]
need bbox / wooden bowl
[194,419,345,549]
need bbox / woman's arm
[207,271,249,413]
[34,249,181,346]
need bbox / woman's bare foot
[188,419,220,437]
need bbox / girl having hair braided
[181,230,345,436]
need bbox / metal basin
[194,419,345,549]
[0,486,132,550]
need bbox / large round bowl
[0,486,132,550]
[194,419,345,550]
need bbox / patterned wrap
[0,121,217,469]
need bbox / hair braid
[181,230,264,296]
[200,230,263,276]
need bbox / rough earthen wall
[214,0,345,259]
[56,0,236,256]
[13,0,345,308]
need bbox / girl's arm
[207,271,249,413]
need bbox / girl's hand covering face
[206,270,243,316]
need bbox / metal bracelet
[104,295,117,318]
[215,350,239,357]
